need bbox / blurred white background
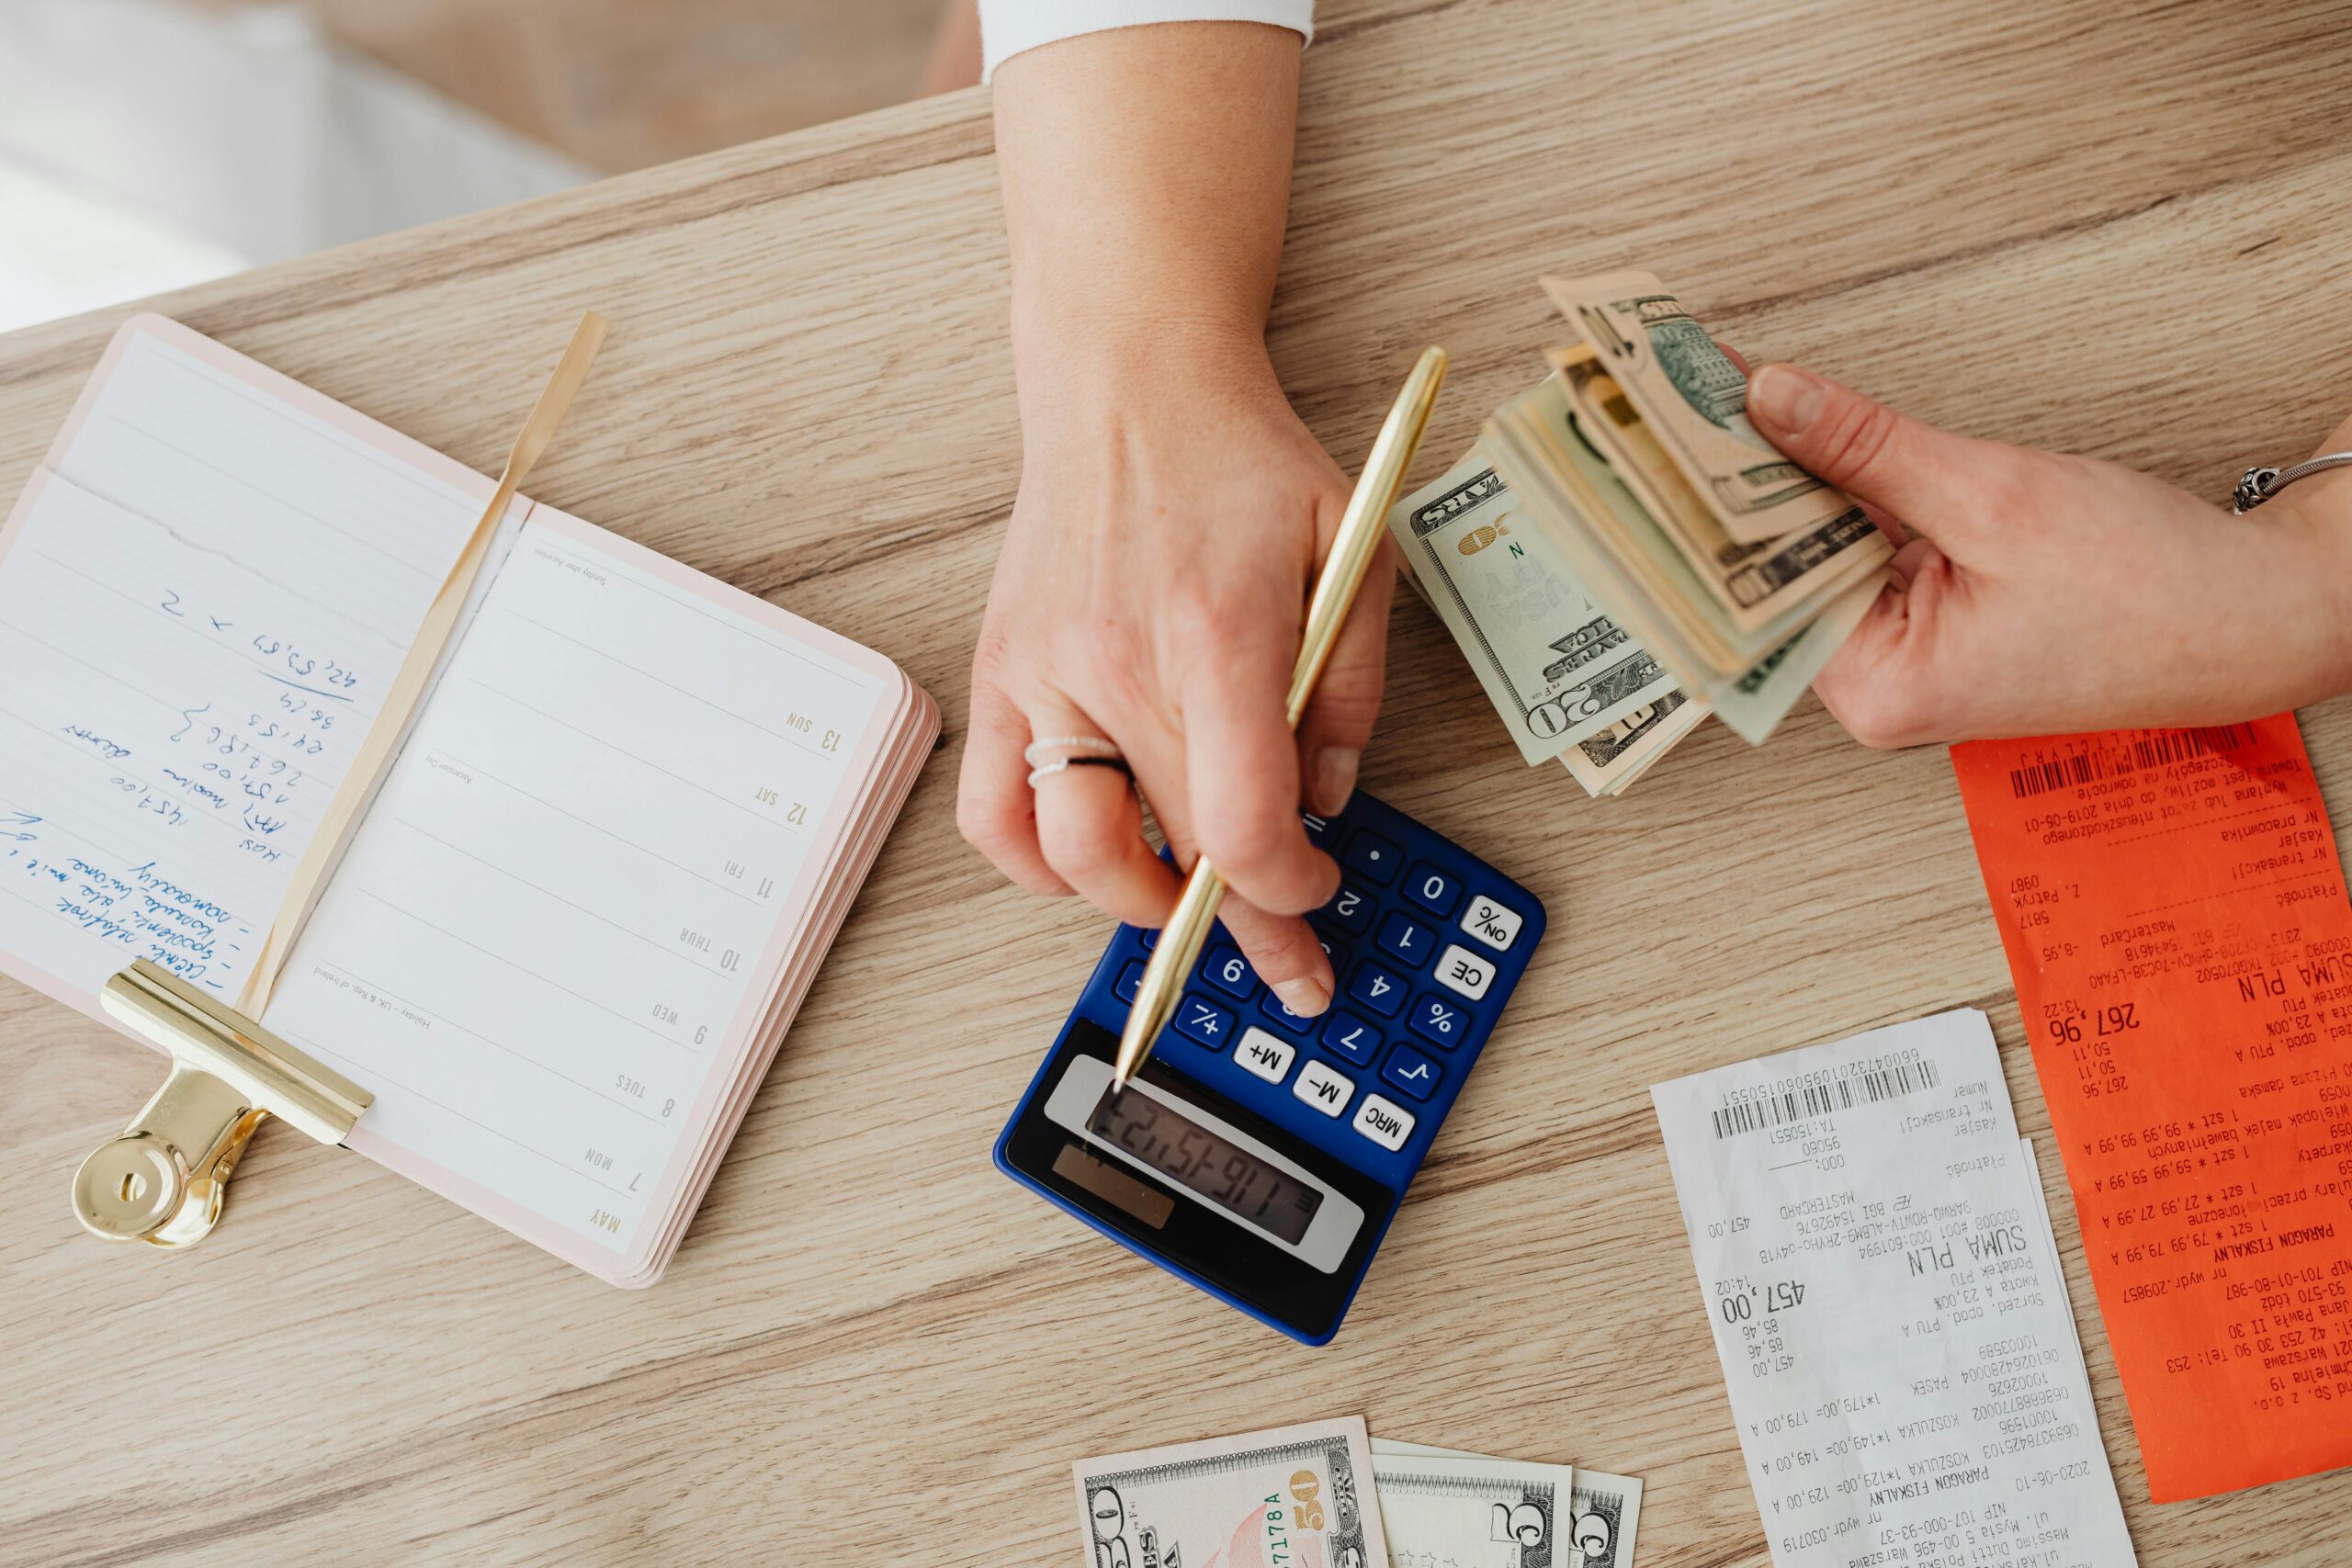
[0,0,951,332]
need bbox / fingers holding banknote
[1747,364,2352,747]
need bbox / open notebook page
[0,321,491,1010]
[260,513,892,1269]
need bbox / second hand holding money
[1747,364,2352,745]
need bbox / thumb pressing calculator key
[994,790,1544,1345]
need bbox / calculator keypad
[1098,795,1535,1167]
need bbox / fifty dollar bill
[1073,1416,1388,1568]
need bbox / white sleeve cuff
[978,0,1315,82]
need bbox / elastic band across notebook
[233,311,608,1018]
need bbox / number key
[1374,911,1437,969]
[1200,945,1257,998]
[1260,988,1317,1033]
[1320,884,1374,934]
[1405,863,1461,918]
[1321,1011,1382,1066]
[1346,962,1408,1018]
[1311,930,1349,974]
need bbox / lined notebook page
[0,326,488,1007]
[261,521,888,1255]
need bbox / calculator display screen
[1091,1089,1324,1244]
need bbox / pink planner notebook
[0,315,937,1285]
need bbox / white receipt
[1651,1010,2135,1568]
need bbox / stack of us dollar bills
[1071,1415,1640,1567]
[1385,271,1892,797]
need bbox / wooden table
[6,1,2351,1560]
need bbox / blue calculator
[995,791,1544,1345]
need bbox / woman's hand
[959,335,1386,1014]
[956,22,1381,1014]
[1744,364,2352,746]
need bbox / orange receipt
[1952,714,2352,1500]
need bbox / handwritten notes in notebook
[5,313,938,1283]
[261,522,888,1256]
[0,325,484,1007]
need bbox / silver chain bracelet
[2233,451,2352,513]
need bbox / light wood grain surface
[6,1,2352,1562]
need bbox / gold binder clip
[72,960,371,1247]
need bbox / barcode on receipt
[1711,1058,1942,1140]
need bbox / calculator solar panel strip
[995,791,1544,1345]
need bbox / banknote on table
[1543,271,1855,547]
[1385,448,1684,767]
[1367,1450,1578,1568]
[1372,1440,1642,1568]
[1072,1416,1387,1568]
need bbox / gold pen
[1112,346,1449,1092]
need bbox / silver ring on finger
[1026,754,1135,789]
